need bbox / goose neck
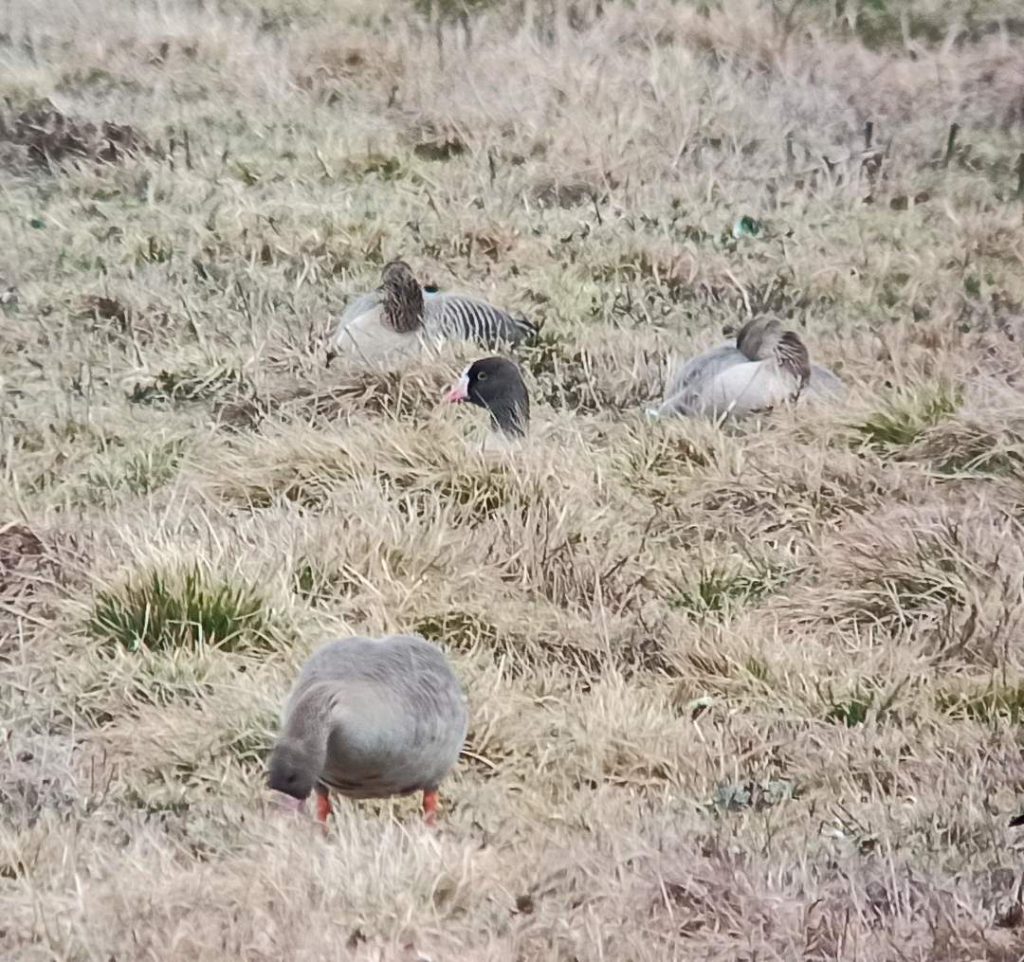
[382,273,424,333]
[490,399,528,438]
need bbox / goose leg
[314,786,333,824]
[422,789,439,827]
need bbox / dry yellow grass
[3,0,1024,958]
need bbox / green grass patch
[853,384,961,451]
[89,565,276,653]
[85,439,186,499]
[670,560,793,619]
[291,556,361,603]
[414,610,501,651]
[518,329,570,378]
[819,677,908,727]
[937,682,1024,723]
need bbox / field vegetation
[3,0,1024,958]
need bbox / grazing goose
[268,634,468,827]
[325,260,537,367]
[651,318,842,419]
[445,356,530,438]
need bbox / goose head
[445,356,530,438]
[379,259,424,333]
[736,317,783,359]
[737,317,810,387]
[267,737,323,805]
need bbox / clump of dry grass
[4,0,1024,958]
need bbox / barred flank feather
[424,292,538,346]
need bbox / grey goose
[651,317,844,419]
[268,634,468,826]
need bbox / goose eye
[476,371,488,382]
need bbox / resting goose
[445,356,530,439]
[267,634,468,826]
[651,318,842,419]
[325,260,537,367]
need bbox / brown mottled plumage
[378,260,424,333]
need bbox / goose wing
[327,291,381,347]
[664,343,744,398]
[805,363,846,400]
[654,343,745,416]
[703,360,803,417]
[423,291,537,347]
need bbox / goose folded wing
[658,344,745,416]
[704,361,800,416]
[806,363,846,400]
[423,292,537,346]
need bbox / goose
[267,634,468,827]
[651,318,843,420]
[444,356,530,439]
[325,260,537,367]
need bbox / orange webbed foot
[422,789,439,827]
[314,787,332,826]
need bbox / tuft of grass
[824,521,971,631]
[430,469,517,520]
[936,682,1024,724]
[88,565,276,653]
[221,713,278,772]
[85,440,186,499]
[818,678,909,727]
[128,367,251,406]
[414,610,501,652]
[907,417,1024,478]
[670,560,793,619]
[518,329,569,377]
[853,385,962,451]
[291,556,360,604]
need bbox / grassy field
[3,0,1024,958]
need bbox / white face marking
[445,370,471,403]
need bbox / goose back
[278,635,468,800]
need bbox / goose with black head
[444,356,530,439]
